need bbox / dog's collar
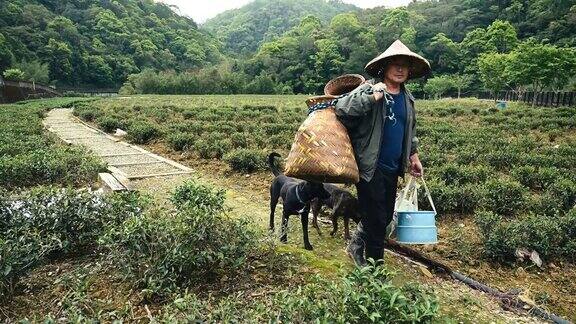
[295,185,305,204]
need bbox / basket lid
[324,74,366,96]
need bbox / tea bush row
[0,187,146,299]
[161,265,438,323]
[423,177,576,217]
[0,100,106,189]
[475,209,576,262]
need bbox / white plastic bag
[387,176,436,238]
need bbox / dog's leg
[301,207,313,250]
[330,195,344,237]
[330,210,338,237]
[310,199,322,236]
[269,185,280,232]
[280,211,289,243]
[344,217,351,241]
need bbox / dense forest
[203,0,358,56]
[0,0,221,87]
[1,0,575,96]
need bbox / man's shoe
[346,238,367,267]
[365,246,384,265]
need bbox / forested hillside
[1,0,574,95]
[203,0,358,56]
[0,0,221,87]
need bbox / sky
[157,0,412,24]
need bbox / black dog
[268,153,331,250]
[311,184,361,240]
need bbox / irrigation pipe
[383,239,571,324]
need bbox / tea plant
[0,99,105,189]
[102,180,259,297]
[223,149,268,172]
[161,263,439,323]
[0,187,146,299]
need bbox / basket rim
[324,74,366,96]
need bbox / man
[334,40,431,266]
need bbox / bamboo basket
[284,95,359,184]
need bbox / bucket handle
[420,177,437,215]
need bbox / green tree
[330,13,361,39]
[12,60,50,84]
[378,8,412,49]
[477,52,512,102]
[427,33,460,74]
[44,38,72,83]
[313,38,344,81]
[507,40,576,105]
[423,75,455,99]
[47,16,80,45]
[0,32,13,71]
[83,55,113,86]
[245,73,276,94]
[448,74,474,98]
[486,20,518,53]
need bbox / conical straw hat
[365,40,431,79]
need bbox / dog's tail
[268,152,282,177]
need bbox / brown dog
[311,184,361,240]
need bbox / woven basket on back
[324,74,366,96]
[284,95,360,184]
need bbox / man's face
[383,57,410,84]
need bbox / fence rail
[0,77,62,103]
[477,90,576,107]
[58,87,119,97]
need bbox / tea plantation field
[75,95,576,316]
[1,95,575,321]
[76,95,576,262]
[1,97,442,323]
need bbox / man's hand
[372,82,386,101]
[409,153,423,177]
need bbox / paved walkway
[43,108,192,180]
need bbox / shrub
[422,181,483,215]
[546,178,576,211]
[0,147,105,189]
[77,109,101,122]
[2,68,24,81]
[230,132,249,148]
[475,211,571,262]
[128,121,161,144]
[0,188,146,299]
[193,138,232,159]
[96,115,125,133]
[162,264,438,323]
[167,132,195,151]
[434,163,489,185]
[102,181,257,296]
[511,166,560,190]
[528,194,563,217]
[273,264,438,323]
[223,149,267,173]
[481,179,527,216]
[170,179,225,214]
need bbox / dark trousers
[354,167,398,261]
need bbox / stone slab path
[43,108,192,180]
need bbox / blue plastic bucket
[396,210,438,244]
[496,101,507,109]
